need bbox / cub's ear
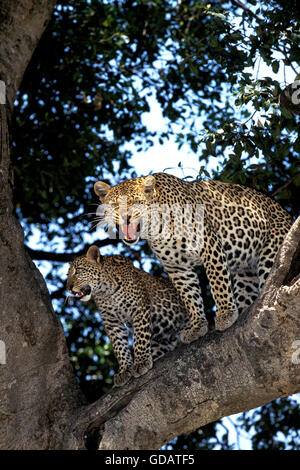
[94,181,111,201]
[86,245,102,264]
[142,175,155,194]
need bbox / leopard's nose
[120,212,131,224]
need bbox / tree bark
[0,0,84,450]
[0,0,299,451]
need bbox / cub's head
[94,175,157,245]
[67,245,107,302]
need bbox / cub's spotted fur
[67,245,187,386]
[94,173,293,343]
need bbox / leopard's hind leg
[232,270,260,315]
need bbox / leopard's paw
[130,357,153,378]
[114,368,132,387]
[180,321,208,344]
[215,308,238,332]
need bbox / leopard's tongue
[121,223,138,240]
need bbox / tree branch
[67,216,300,450]
[50,285,66,300]
[231,0,261,21]
[26,239,121,263]
[271,173,300,197]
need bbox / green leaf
[293,174,300,187]
[210,36,218,48]
[271,60,280,74]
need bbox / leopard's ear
[142,175,155,194]
[86,245,102,264]
[94,181,111,201]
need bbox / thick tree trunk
[0,0,84,450]
[0,0,299,451]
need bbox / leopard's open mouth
[120,221,141,245]
[76,285,91,301]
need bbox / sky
[128,95,215,179]
[126,55,297,180]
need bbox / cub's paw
[215,308,238,332]
[180,322,208,344]
[114,368,132,387]
[130,357,153,378]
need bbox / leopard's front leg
[166,267,208,344]
[202,231,238,332]
[103,315,133,387]
[130,304,153,378]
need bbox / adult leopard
[94,173,293,343]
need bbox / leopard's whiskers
[76,204,103,219]
[88,219,108,233]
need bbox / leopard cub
[66,245,188,386]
